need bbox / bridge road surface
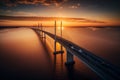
[33,28,120,80]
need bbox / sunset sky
[0,0,120,27]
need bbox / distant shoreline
[0,26,120,29]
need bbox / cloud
[59,6,63,9]
[69,5,78,9]
[0,9,36,16]
[2,0,68,7]
[0,15,106,24]
[6,10,12,13]
[12,11,37,16]
[69,3,80,9]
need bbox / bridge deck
[33,28,120,80]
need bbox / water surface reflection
[1,27,120,80]
[0,28,52,80]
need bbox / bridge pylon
[53,20,64,55]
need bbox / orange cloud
[0,15,105,24]
[2,0,68,7]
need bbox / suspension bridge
[31,21,120,80]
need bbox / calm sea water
[0,27,120,80]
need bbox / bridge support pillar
[43,33,46,39]
[41,31,43,38]
[39,31,41,37]
[65,50,75,65]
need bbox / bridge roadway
[33,28,120,80]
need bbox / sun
[57,26,64,30]
[57,20,65,30]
